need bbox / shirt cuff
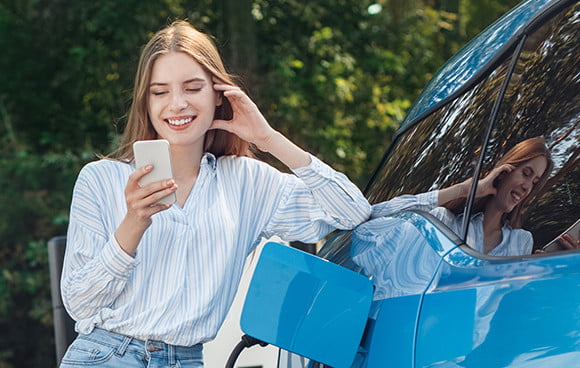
[291,154,335,190]
[99,236,139,279]
[418,190,439,207]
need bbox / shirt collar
[201,152,217,171]
[462,211,512,230]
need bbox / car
[237,0,580,366]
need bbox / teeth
[512,192,521,201]
[168,117,192,126]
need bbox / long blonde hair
[110,20,252,161]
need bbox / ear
[215,91,223,107]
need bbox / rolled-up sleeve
[263,154,370,243]
[371,190,439,218]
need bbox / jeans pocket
[60,338,116,366]
[175,359,203,368]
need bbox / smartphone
[542,219,580,252]
[133,139,176,206]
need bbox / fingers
[477,163,516,198]
[211,78,278,149]
[558,234,580,250]
[210,81,245,132]
[215,87,253,113]
[127,164,153,189]
[212,78,241,96]
[498,163,516,174]
[125,168,178,221]
[212,78,255,109]
[491,163,516,179]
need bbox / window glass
[365,54,514,241]
[366,64,505,203]
[482,3,579,252]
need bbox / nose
[170,90,188,111]
[521,178,533,194]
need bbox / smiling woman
[58,20,370,368]
[371,137,553,256]
[113,21,251,162]
[147,52,220,154]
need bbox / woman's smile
[510,190,522,202]
[148,51,221,147]
[166,115,196,130]
[495,156,547,213]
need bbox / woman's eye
[151,91,167,96]
[186,87,203,92]
[523,169,531,177]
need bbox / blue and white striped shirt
[62,153,370,346]
[371,191,533,256]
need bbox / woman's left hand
[210,80,277,151]
[534,233,579,254]
[558,233,580,250]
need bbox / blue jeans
[60,328,203,367]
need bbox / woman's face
[147,51,221,148]
[493,156,548,213]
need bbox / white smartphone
[542,219,580,252]
[133,139,177,206]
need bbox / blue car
[239,0,580,366]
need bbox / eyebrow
[149,78,207,87]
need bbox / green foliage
[0,0,522,366]
[249,0,471,184]
[0,146,88,367]
[459,0,521,39]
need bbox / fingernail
[145,165,153,171]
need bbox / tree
[0,0,524,366]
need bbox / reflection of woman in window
[372,136,553,256]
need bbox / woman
[371,136,553,256]
[60,20,370,367]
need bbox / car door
[416,247,580,367]
[415,2,579,366]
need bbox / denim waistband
[80,328,203,361]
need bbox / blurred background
[0,0,519,366]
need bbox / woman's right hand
[115,165,178,255]
[124,165,177,225]
[438,164,515,206]
[475,164,516,199]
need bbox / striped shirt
[62,153,370,346]
[371,191,533,256]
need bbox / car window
[480,2,579,253]
[365,53,517,240]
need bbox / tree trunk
[221,0,257,85]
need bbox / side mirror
[241,242,373,368]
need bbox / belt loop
[115,336,132,357]
[168,343,176,366]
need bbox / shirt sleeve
[370,190,439,219]
[262,154,370,243]
[61,163,139,321]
